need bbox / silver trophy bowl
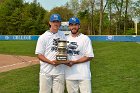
[56,40,68,62]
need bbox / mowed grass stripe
[0,41,36,56]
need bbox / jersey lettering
[51,38,60,52]
[67,42,80,56]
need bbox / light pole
[135,21,138,35]
[132,17,140,35]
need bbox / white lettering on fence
[13,36,31,40]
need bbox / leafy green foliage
[49,6,73,21]
[0,0,140,35]
[0,0,48,35]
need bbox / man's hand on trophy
[61,60,69,65]
[64,61,75,67]
[51,60,61,66]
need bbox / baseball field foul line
[0,60,38,69]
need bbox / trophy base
[56,55,67,63]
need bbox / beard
[71,28,79,34]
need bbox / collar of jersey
[48,31,58,34]
[70,33,82,38]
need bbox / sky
[24,0,70,11]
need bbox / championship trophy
[56,40,68,63]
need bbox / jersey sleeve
[35,35,46,55]
[83,37,94,57]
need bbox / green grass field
[0,41,36,56]
[0,41,140,93]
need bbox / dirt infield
[0,54,39,73]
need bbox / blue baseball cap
[69,17,80,24]
[50,14,62,22]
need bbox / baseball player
[65,17,94,93]
[35,14,66,93]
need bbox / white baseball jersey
[35,30,66,75]
[65,33,94,80]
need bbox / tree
[0,0,140,35]
[99,0,103,35]
[0,0,23,34]
[21,2,48,35]
[0,0,4,3]
[80,0,95,35]
[49,6,73,21]
[0,0,48,35]
[66,0,79,16]
[124,0,129,34]
[77,0,91,34]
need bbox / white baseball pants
[39,74,64,93]
[66,80,92,93]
